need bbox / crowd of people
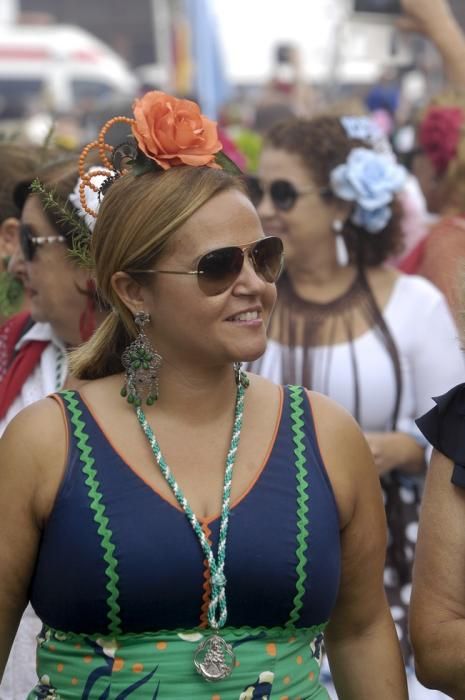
[1,0,465,698]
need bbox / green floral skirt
[28,624,330,699]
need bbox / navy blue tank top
[30,386,341,635]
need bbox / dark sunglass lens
[270,180,298,211]
[19,224,35,261]
[245,176,264,208]
[197,246,244,295]
[252,237,284,282]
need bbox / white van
[0,23,139,119]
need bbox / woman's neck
[51,308,108,349]
[147,363,240,425]
[286,262,360,303]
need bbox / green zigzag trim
[44,620,328,641]
[61,390,122,635]
[287,385,310,627]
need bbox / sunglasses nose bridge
[238,245,269,288]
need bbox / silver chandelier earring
[121,311,163,406]
[332,219,349,267]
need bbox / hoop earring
[121,311,162,406]
[332,219,349,267]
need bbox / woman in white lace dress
[247,113,464,699]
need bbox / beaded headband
[77,90,242,226]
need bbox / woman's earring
[121,311,162,406]
[332,219,349,266]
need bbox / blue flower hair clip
[330,147,407,234]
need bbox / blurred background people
[400,90,465,321]
[255,43,316,120]
[248,113,464,698]
[0,143,43,325]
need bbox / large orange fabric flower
[131,91,222,170]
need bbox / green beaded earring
[121,311,162,406]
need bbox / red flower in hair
[419,106,465,175]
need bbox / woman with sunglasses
[0,91,408,699]
[0,156,109,700]
[0,143,45,326]
[0,156,108,436]
[249,114,465,698]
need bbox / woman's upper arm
[0,398,67,606]
[411,449,465,638]
[411,288,465,418]
[309,391,389,633]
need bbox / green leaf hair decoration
[29,178,93,269]
[214,150,243,175]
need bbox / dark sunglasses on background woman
[245,175,329,212]
[129,236,284,297]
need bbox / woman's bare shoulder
[307,390,366,443]
[1,397,69,523]
[1,396,67,469]
[306,390,380,527]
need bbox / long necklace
[136,380,246,681]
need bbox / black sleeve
[416,382,465,488]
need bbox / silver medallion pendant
[194,634,235,681]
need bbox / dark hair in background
[0,144,43,223]
[264,115,405,266]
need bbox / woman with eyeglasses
[0,91,408,699]
[248,114,464,698]
[0,156,109,700]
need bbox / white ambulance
[0,23,139,120]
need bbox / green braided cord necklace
[136,379,246,682]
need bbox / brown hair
[69,166,246,380]
[264,115,404,266]
[0,144,42,222]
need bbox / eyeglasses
[19,223,65,262]
[246,175,327,212]
[129,236,284,297]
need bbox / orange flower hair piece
[131,90,222,170]
[77,91,241,222]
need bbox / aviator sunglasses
[129,236,284,297]
[20,223,66,262]
[246,175,328,212]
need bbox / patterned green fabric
[28,624,329,699]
